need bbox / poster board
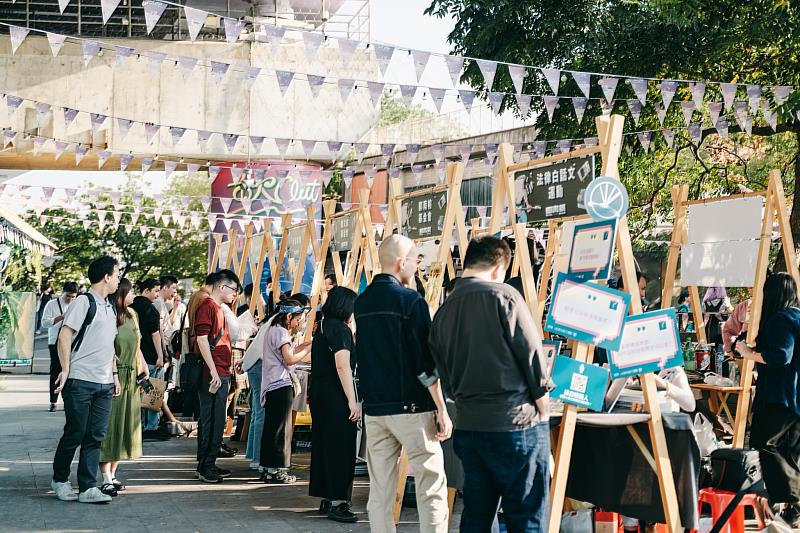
[567,218,617,282]
[550,355,610,412]
[0,291,35,367]
[608,308,683,379]
[513,155,595,223]
[274,206,319,297]
[401,189,448,240]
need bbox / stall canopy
[0,204,56,256]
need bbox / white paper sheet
[680,241,760,287]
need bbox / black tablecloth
[561,412,700,529]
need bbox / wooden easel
[274,205,320,298]
[303,200,338,342]
[660,171,800,447]
[489,115,682,532]
[341,188,382,289]
[247,220,278,318]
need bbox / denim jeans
[142,364,163,431]
[52,379,113,492]
[453,422,550,533]
[197,375,229,472]
[245,362,264,462]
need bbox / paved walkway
[0,371,457,532]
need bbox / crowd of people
[41,231,800,530]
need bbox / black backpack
[62,293,116,353]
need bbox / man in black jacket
[354,234,451,533]
[429,236,551,532]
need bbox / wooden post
[209,232,223,272]
[273,213,293,302]
[223,228,238,270]
[304,200,337,342]
[249,222,274,317]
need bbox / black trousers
[260,386,294,469]
[196,376,229,472]
[52,379,113,492]
[48,344,62,404]
[750,405,800,504]
[309,384,358,501]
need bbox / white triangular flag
[572,72,591,98]
[367,81,385,106]
[275,70,294,96]
[655,102,667,126]
[660,80,678,110]
[637,132,652,153]
[82,40,101,67]
[488,92,504,115]
[458,144,471,163]
[223,134,239,153]
[9,26,29,55]
[307,74,325,98]
[75,144,88,165]
[141,156,154,173]
[112,211,122,226]
[430,88,448,113]
[411,50,432,82]
[100,0,121,24]
[746,85,762,115]
[338,79,355,102]
[124,224,133,235]
[507,65,527,95]
[688,122,702,143]
[708,102,723,126]
[411,164,424,185]
[211,61,229,81]
[115,117,132,139]
[119,153,133,171]
[598,77,619,104]
[97,149,111,168]
[220,197,233,214]
[690,82,706,110]
[145,123,160,144]
[445,55,464,87]
[321,171,333,187]
[400,85,417,107]
[541,68,561,95]
[476,59,497,90]
[662,128,675,148]
[46,32,66,57]
[337,38,359,66]
[58,0,70,14]
[355,143,369,163]
[33,136,46,156]
[169,126,186,145]
[372,43,395,79]
[543,96,559,122]
[515,94,532,117]
[249,135,265,153]
[187,163,201,176]
[177,56,197,81]
[183,6,207,42]
[208,165,221,181]
[196,130,212,146]
[459,89,476,109]
[35,102,51,122]
[301,139,317,158]
[773,86,792,106]
[143,1,167,34]
[163,159,178,179]
[274,138,290,158]
[680,101,694,126]
[302,31,324,62]
[572,97,588,123]
[629,78,648,105]
[733,101,749,131]
[431,143,444,164]
[114,45,134,68]
[263,24,286,54]
[720,83,737,111]
[224,18,246,47]
[146,51,166,78]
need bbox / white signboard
[686,197,763,243]
[608,308,683,379]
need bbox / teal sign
[551,355,610,412]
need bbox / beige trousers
[365,412,449,533]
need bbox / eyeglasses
[221,284,238,293]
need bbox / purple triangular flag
[35,102,51,122]
[572,97,588,123]
[367,81,385,106]
[372,43,395,78]
[388,167,401,180]
[169,126,186,145]
[275,70,294,96]
[680,101,694,126]
[101,0,121,24]
[249,136,265,153]
[543,95,559,122]
[431,143,445,164]
[655,102,667,126]
[411,164,424,185]
[637,131,652,153]
[406,143,421,164]
[458,144,471,163]
[5,95,23,117]
[660,80,678,110]
[459,89,476,109]
[327,141,343,161]
[177,56,197,81]
[515,94,532,117]
[507,65,527,95]
[244,66,261,82]
[746,85,762,115]
[380,143,396,166]
[629,78,648,105]
[90,113,107,134]
[399,85,417,107]
[143,0,167,35]
[46,32,66,57]
[164,159,178,179]
[9,26,29,55]
[572,71,591,98]
[230,166,244,181]
[183,6,207,41]
[411,50,432,82]
[82,40,101,67]
[197,130,212,145]
[208,165,221,181]
[96,149,111,169]
[488,92,504,115]
[720,83,737,111]
[429,88,447,113]
[321,171,333,187]
[302,31,325,62]
[141,156,154,173]
[690,82,706,110]
[145,123,160,144]
[662,128,675,148]
[263,24,286,54]
[32,136,46,156]
[772,86,792,106]
[224,18,246,47]
[337,38,359,66]
[541,68,561,95]
[708,102,723,126]
[119,153,133,171]
[555,139,572,155]
[274,138,290,158]
[338,79,355,102]
[223,133,239,153]
[54,140,68,159]
[715,117,729,138]
[354,142,369,163]
[688,122,702,144]
[75,144,88,165]
[445,55,464,87]
[598,77,619,104]
[307,74,325,99]
[476,59,497,90]
[300,139,317,158]
[211,61,229,81]
[114,45,134,68]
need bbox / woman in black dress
[309,286,360,523]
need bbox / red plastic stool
[694,487,766,533]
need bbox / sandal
[111,479,125,491]
[99,483,118,497]
[261,470,296,484]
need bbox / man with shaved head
[354,234,451,533]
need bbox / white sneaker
[249,461,260,471]
[78,487,112,504]
[51,480,78,501]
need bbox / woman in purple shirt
[259,301,311,484]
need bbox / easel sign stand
[489,115,682,532]
[661,170,800,448]
[274,205,320,300]
[248,219,277,319]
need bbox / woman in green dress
[99,278,147,497]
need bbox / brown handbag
[140,377,167,412]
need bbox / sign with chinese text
[402,190,448,240]
[331,211,358,252]
[550,355,610,412]
[568,219,617,282]
[608,308,683,379]
[514,155,595,222]
[545,273,630,351]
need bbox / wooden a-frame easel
[489,114,683,532]
[660,171,800,448]
[273,205,320,300]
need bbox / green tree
[425,0,800,251]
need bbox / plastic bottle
[684,341,695,371]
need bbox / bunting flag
[388,167,401,179]
[572,71,591,98]
[222,134,239,153]
[90,113,107,134]
[307,74,325,98]
[9,26,29,55]
[274,138,290,158]
[141,156,154,173]
[690,82,706,110]
[720,83,737,111]
[459,89,476,109]
[229,166,244,181]
[399,85,417,107]
[58,0,69,14]
[169,126,186,145]
[458,144,472,163]
[515,94,532,117]
[54,140,68,159]
[637,131,652,153]
[338,39,359,66]
[249,136,265,153]
[572,97,588,124]
[187,162,201,176]
[208,165,221,181]
[598,77,619,104]
[263,25,286,55]
[680,101,695,126]
[183,6,207,41]
[476,59,497,90]
[46,32,67,57]
[240,197,252,213]
[326,141,342,162]
[488,92,504,115]
[341,169,353,188]
[629,78,648,105]
[555,139,572,155]
[210,61,229,81]
[484,143,499,159]
[224,18,246,47]
[773,86,792,106]
[101,0,121,24]
[33,136,46,156]
[301,139,317,158]
[445,55,464,87]
[35,102,51,122]
[114,45,134,68]
[655,102,667,126]
[431,143,445,164]
[688,122,702,144]
[763,102,778,131]
[411,164,424,185]
[119,153,133,171]
[733,102,750,133]
[196,130,212,146]
[244,66,261,82]
[219,197,233,214]
[143,0,167,34]
[406,143,421,164]
[715,117,729,138]
[275,70,294,96]
[302,31,325,62]
[178,56,198,81]
[660,80,678,110]
[543,95,559,122]
[380,143,396,166]
[541,68,560,95]
[82,40,101,67]
[372,43,395,78]
[97,150,111,169]
[367,81,385,106]
[75,144,88,165]
[5,95,23,117]
[708,102,723,126]
[145,123,160,144]
[599,98,614,115]
[746,85,762,115]
[507,65,527,95]
[338,79,355,102]
[411,50,432,82]
[365,167,377,187]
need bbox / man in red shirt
[193,270,240,483]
